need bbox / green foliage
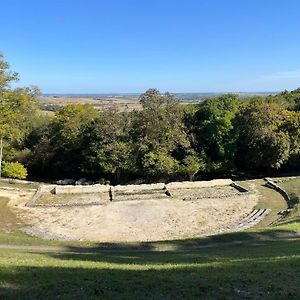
[193,94,239,162]
[3,52,300,181]
[0,53,40,178]
[131,89,189,179]
[143,150,179,177]
[180,153,206,180]
[2,162,27,179]
[82,111,134,181]
[0,52,19,90]
[235,102,292,170]
[54,104,98,146]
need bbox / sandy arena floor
[0,188,257,242]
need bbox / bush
[2,162,28,180]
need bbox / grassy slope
[238,179,288,227]
[0,237,299,299]
[0,178,300,299]
[0,179,39,190]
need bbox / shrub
[2,162,28,180]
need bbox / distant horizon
[42,91,280,96]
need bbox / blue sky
[1,0,300,93]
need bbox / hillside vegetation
[1,53,300,184]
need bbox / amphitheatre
[0,177,279,243]
[1,161,299,300]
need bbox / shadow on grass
[56,226,300,254]
[1,238,300,299]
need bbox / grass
[0,198,24,233]
[237,179,288,227]
[36,193,107,206]
[1,177,300,299]
[0,235,299,299]
[275,177,300,207]
[0,179,39,190]
[175,185,241,200]
[270,176,300,225]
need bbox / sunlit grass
[0,176,300,298]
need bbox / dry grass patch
[36,192,108,206]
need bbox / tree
[235,101,291,170]
[0,53,18,177]
[53,104,98,147]
[0,54,39,178]
[180,153,206,181]
[193,94,239,163]
[130,89,189,179]
[280,110,300,170]
[82,110,134,183]
[143,149,179,178]
[2,162,27,180]
[0,89,39,177]
[0,52,19,90]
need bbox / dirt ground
[0,188,258,242]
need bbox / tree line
[1,53,300,183]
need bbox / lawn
[237,179,288,227]
[0,234,299,299]
[0,177,300,299]
[271,177,300,225]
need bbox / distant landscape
[39,92,279,113]
[43,91,278,100]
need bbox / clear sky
[1,0,300,93]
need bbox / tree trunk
[115,171,121,185]
[0,137,3,178]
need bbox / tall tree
[0,89,38,177]
[0,53,18,90]
[27,104,99,178]
[130,89,189,179]
[82,110,133,183]
[235,101,291,170]
[193,94,239,163]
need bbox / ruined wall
[167,179,233,190]
[53,184,110,194]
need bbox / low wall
[264,178,292,208]
[39,184,56,193]
[54,184,110,194]
[167,179,233,190]
[26,186,43,207]
[230,182,249,193]
[0,177,43,185]
[114,183,165,192]
[25,178,237,206]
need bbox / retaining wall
[114,183,165,192]
[26,178,238,206]
[53,184,110,194]
[167,179,233,190]
[264,178,292,208]
[230,182,249,193]
[26,186,44,207]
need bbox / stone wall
[26,178,237,206]
[53,184,110,194]
[264,178,292,208]
[167,179,233,190]
[114,183,165,192]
